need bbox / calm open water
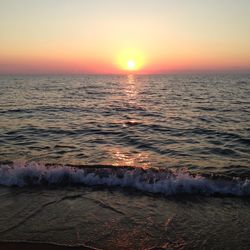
[0,74,250,249]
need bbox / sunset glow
[116,49,145,72]
[0,0,250,74]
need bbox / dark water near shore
[0,74,250,249]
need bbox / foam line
[0,162,249,196]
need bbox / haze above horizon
[0,0,250,74]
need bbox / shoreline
[0,242,100,250]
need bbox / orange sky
[1,0,250,74]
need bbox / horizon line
[1,69,250,76]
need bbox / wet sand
[0,242,100,250]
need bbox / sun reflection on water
[124,74,143,125]
[125,74,137,100]
[103,147,151,169]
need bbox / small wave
[0,162,249,196]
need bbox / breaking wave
[0,162,249,196]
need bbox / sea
[0,74,249,249]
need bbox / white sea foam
[0,162,249,196]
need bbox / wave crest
[0,162,249,196]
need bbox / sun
[127,60,136,70]
[116,49,145,72]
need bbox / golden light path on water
[100,74,178,169]
[100,74,150,168]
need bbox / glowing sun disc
[127,60,136,70]
[116,49,145,72]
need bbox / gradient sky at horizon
[1,0,250,74]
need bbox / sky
[0,0,250,74]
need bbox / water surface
[0,74,250,249]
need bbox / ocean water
[0,74,250,249]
